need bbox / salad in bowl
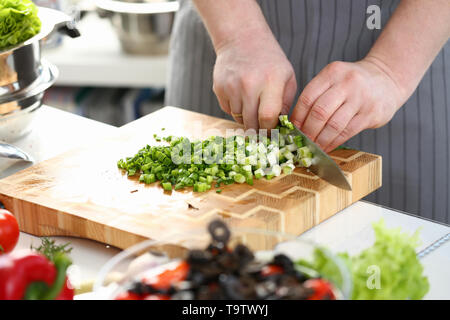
[93,220,352,300]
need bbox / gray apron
[165,0,450,224]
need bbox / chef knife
[289,122,352,190]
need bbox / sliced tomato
[304,279,337,300]
[261,264,283,277]
[0,209,20,254]
[144,294,170,300]
[143,261,190,290]
[115,292,142,300]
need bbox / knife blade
[290,124,352,190]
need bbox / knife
[0,143,34,162]
[289,122,352,190]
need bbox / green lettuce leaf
[0,0,41,50]
[297,219,430,300]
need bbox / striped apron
[165,0,450,224]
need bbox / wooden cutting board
[0,107,381,250]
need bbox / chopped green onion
[294,135,303,147]
[117,116,313,192]
[301,158,312,167]
[144,173,156,184]
[233,173,246,184]
[162,182,172,191]
[298,146,312,158]
[254,168,265,179]
[282,164,294,174]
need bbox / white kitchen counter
[42,12,168,88]
[2,106,449,299]
[0,105,116,179]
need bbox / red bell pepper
[0,249,74,300]
[55,278,75,300]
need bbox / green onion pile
[117,115,314,193]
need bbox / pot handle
[58,22,81,38]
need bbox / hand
[213,31,297,130]
[291,58,405,152]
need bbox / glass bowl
[93,225,352,300]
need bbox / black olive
[272,254,296,274]
[187,269,207,286]
[219,274,244,300]
[187,249,212,266]
[197,285,222,300]
[233,244,254,266]
[264,273,284,286]
[278,274,298,288]
[237,275,258,299]
[217,252,240,272]
[208,220,231,247]
[128,281,158,296]
[293,270,307,282]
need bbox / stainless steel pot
[95,0,179,55]
[0,7,78,99]
[0,42,57,142]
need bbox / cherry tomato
[304,279,337,300]
[0,209,20,254]
[143,261,190,290]
[261,265,283,277]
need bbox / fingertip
[259,120,278,131]
[259,112,279,130]
[233,115,244,124]
[216,95,231,115]
[290,118,301,130]
[325,143,339,153]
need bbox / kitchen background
[39,0,168,126]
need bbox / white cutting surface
[0,105,116,179]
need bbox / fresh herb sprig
[31,238,73,263]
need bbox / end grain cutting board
[0,107,382,250]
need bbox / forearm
[365,0,450,105]
[192,0,272,52]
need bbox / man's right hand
[213,30,297,131]
[192,0,296,131]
